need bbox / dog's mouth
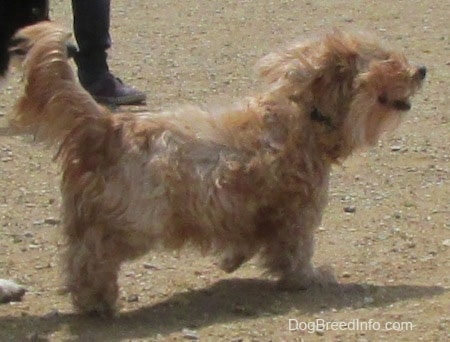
[378,94,411,111]
[391,99,411,111]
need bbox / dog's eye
[378,94,411,111]
[392,100,411,111]
[8,36,28,53]
[378,94,388,105]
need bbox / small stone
[393,212,402,219]
[344,206,356,213]
[44,218,61,225]
[42,309,60,320]
[0,279,26,303]
[315,329,325,336]
[364,296,374,305]
[34,264,51,270]
[442,239,450,247]
[341,271,351,278]
[182,328,199,340]
[143,263,160,270]
[127,294,139,302]
[233,304,255,316]
[407,241,416,248]
[12,236,23,243]
[377,233,389,241]
[390,145,402,151]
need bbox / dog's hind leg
[63,225,122,316]
[219,247,255,273]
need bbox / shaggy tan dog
[9,22,426,315]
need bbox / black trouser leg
[71,0,111,85]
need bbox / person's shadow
[0,278,446,341]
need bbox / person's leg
[71,0,110,84]
[71,0,146,105]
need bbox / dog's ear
[324,30,359,62]
[255,40,322,91]
[256,30,361,92]
[9,24,75,62]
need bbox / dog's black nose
[417,66,427,80]
[66,42,78,59]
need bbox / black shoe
[82,73,146,105]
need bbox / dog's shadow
[0,278,446,341]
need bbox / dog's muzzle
[417,66,427,80]
[66,42,78,59]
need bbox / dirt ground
[0,0,449,341]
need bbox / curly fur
[9,22,425,316]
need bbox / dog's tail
[9,21,108,146]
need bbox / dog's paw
[219,252,247,273]
[277,265,337,290]
[313,265,337,285]
[73,297,118,318]
[86,301,118,318]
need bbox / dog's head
[257,30,426,151]
[8,21,75,71]
[0,0,49,77]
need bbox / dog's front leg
[277,225,336,290]
[261,210,336,290]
